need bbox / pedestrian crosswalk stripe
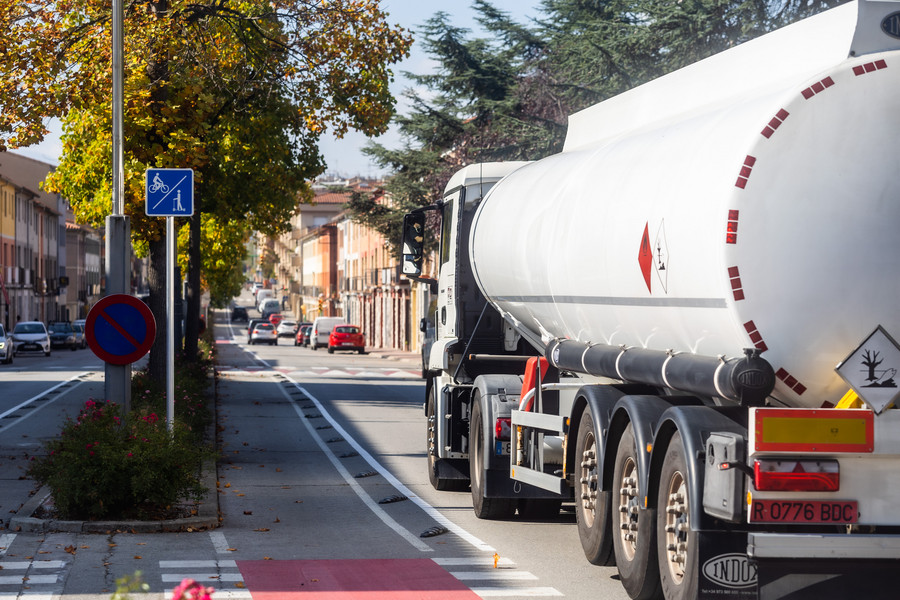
[161,573,244,582]
[159,560,237,569]
[471,587,564,597]
[451,570,539,581]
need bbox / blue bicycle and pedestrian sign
[145,168,194,216]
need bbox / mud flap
[697,532,757,600]
[756,558,900,600]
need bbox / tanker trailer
[401,1,900,598]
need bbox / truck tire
[657,431,698,600]
[470,398,516,519]
[575,406,614,565]
[613,422,660,600]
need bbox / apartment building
[0,152,102,325]
[257,176,429,353]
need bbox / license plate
[749,500,858,524]
[495,441,511,456]
[342,342,353,346]
[23,343,38,350]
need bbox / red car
[268,313,284,326]
[327,325,366,354]
[294,324,312,347]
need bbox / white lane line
[0,372,91,421]
[295,382,495,552]
[253,359,496,553]
[209,531,232,555]
[279,384,433,553]
[0,534,15,557]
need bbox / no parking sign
[86,294,157,365]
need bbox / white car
[0,323,12,364]
[11,321,51,357]
[249,322,277,346]
[276,320,297,338]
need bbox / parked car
[72,322,87,349]
[0,323,12,364]
[310,316,344,350]
[249,322,277,346]
[276,319,296,337]
[268,313,284,327]
[48,321,79,351]
[327,324,366,354]
[11,321,51,356]
[295,324,312,347]
[231,306,249,322]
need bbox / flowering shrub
[171,579,215,600]
[28,341,216,520]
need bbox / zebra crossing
[0,534,66,600]
[159,556,563,598]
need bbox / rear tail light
[495,417,511,441]
[753,459,839,492]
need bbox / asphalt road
[0,306,630,599]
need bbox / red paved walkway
[237,559,480,599]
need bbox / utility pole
[106,0,132,411]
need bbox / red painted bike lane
[237,559,480,599]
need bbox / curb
[8,459,219,534]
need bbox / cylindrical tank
[469,5,900,409]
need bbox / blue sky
[17,1,542,177]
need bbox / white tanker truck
[401,1,900,599]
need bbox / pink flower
[171,578,215,600]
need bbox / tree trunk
[184,192,202,360]
[147,236,167,381]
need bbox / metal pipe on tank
[546,339,774,406]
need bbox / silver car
[249,322,277,346]
[11,321,51,357]
[0,323,12,364]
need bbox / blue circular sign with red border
[86,294,157,365]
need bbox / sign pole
[167,216,175,432]
[145,167,193,432]
[106,0,132,410]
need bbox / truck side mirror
[401,213,426,277]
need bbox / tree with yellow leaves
[0,0,411,377]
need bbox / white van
[256,289,275,312]
[259,298,281,318]
[310,317,344,350]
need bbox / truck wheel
[575,406,614,565]
[657,431,698,600]
[613,422,660,599]
[470,397,516,519]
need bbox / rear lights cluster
[753,459,839,492]
[495,417,511,441]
